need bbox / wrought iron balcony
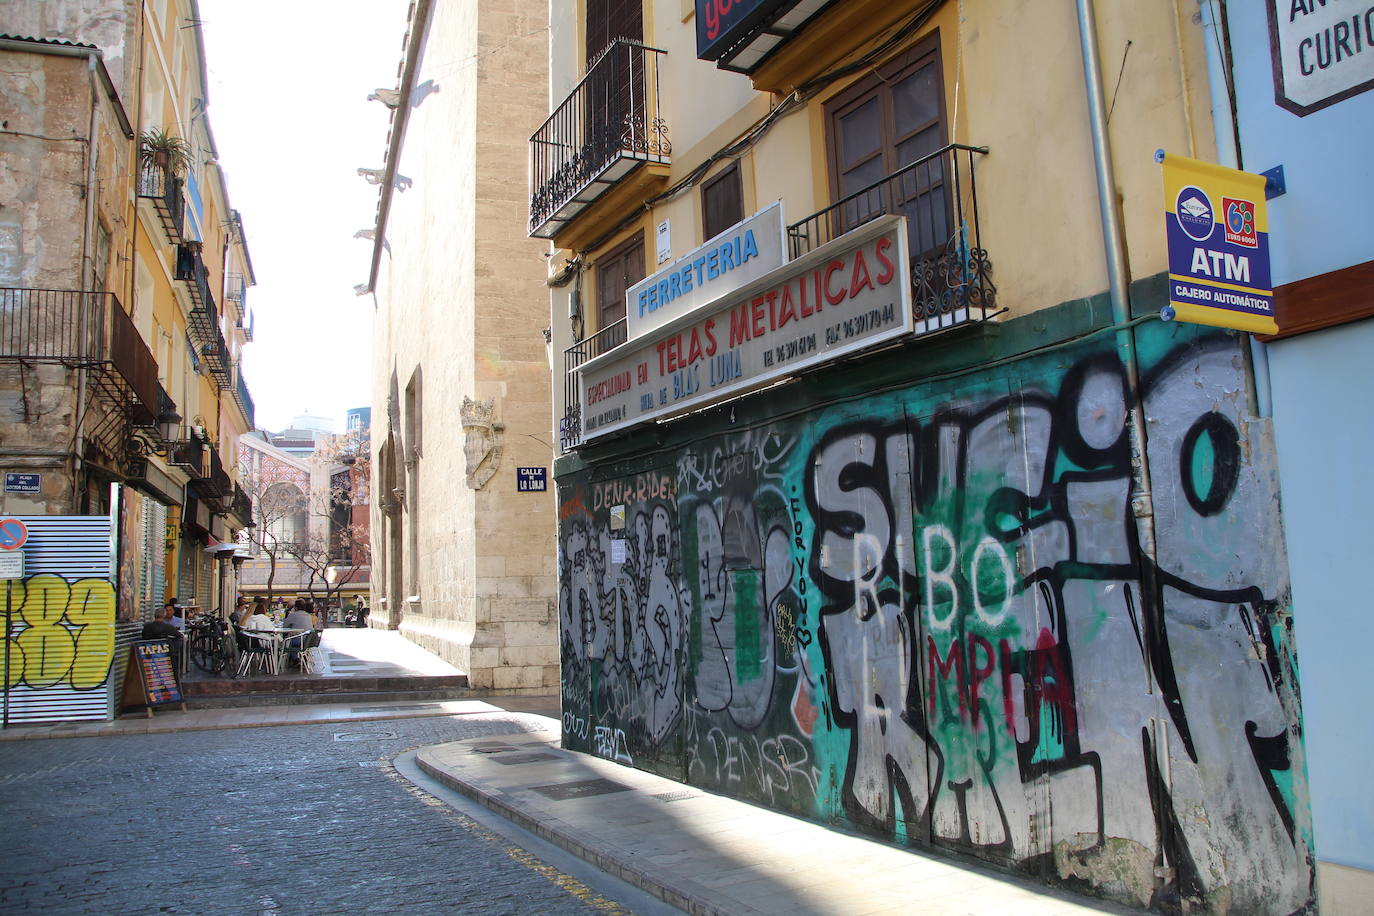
[787,143,999,335]
[175,244,217,315]
[191,444,231,500]
[230,360,255,429]
[229,482,253,527]
[559,318,627,452]
[137,161,186,242]
[224,272,246,324]
[0,289,160,453]
[169,429,207,475]
[175,244,231,383]
[529,40,670,239]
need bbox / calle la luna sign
[578,215,912,443]
[1268,0,1374,115]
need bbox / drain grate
[490,752,560,766]
[333,730,399,742]
[471,745,521,754]
[530,777,631,801]
[350,703,444,713]
[653,790,699,803]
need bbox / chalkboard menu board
[121,640,184,715]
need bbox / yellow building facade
[1,0,257,621]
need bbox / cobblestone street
[0,713,639,915]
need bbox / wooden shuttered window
[825,36,950,259]
[701,162,744,240]
[595,233,645,347]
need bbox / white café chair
[279,629,316,673]
[238,630,280,676]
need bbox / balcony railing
[559,317,627,452]
[529,39,670,239]
[191,444,231,500]
[0,288,159,428]
[137,161,186,241]
[787,144,999,334]
[230,483,253,526]
[175,244,231,383]
[175,244,217,315]
[224,272,246,324]
[169,430,207,475]
[231,360,256,429]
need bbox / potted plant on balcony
[139,127,193,175]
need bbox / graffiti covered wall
[557,320,1312,914]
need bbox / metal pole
[1077,0,1173,878]
[4,580,12,729]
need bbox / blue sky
[199,0,409,433]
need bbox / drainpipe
[1076,0,1176,879]
[72,54,103,510]
[1074,0,1157,558]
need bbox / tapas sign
[121,640,185,716]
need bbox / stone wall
[373,0,557,691]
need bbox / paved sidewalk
[315,626,466,677]
[418,734,1143,916]
[0,695,560,741]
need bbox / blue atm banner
[1160,152,1277,334]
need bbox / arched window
[260,481,307,546]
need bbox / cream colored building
[537,1,1316,913]
[360,0,557,691]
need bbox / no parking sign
[0,518,28,550]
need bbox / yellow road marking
[381,748,634,914]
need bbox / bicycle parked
[187,613,240,677]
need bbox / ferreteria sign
[1268,0,1374,115]
[579,214,912,442]
[626,202,786,340]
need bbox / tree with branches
[236,454,310,603]
[284,428,371,617]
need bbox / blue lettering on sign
[637,228,760,317]
[516,467,548,492]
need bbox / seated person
[141,605,184,671]
[167,599,186,631]
[240,597,266,627]
[283,600,316,653]
[244,602,276,631]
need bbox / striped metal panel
[13,516,114,578]
[145,501,166,621]
[2,516,117,725]
[107,621,144,716]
